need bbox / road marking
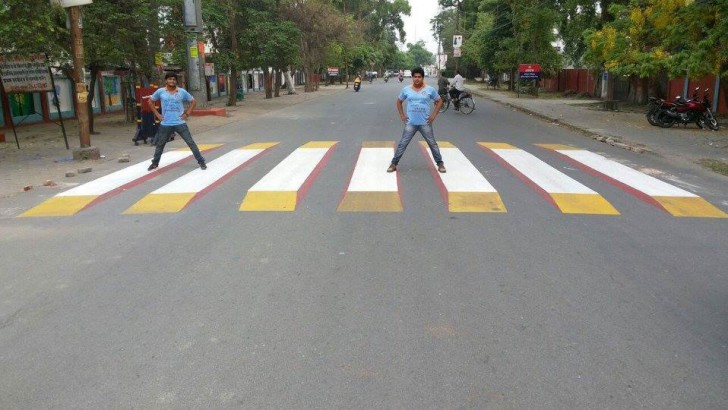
[19,144,222,217]
[240,141,338,211]
[124,143,278,214]
[337,141,402,212]
[479,142,618,215]
[537,144,727,218]
[421,141,506,212]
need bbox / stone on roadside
[23,185,33,191]
[43,180,57,187]
[78,167,92,174]
[66,172,76,177]
[118,154,130,163]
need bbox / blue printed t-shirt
[398,84,440,125]
[150,87,194,126]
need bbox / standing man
[388,66,446,173]
[449,69,465,110]
[147,72,207,171]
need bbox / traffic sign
[518,64,542,79]
[453,35,463,48]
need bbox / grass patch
[699,159,728,176]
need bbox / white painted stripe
[492,149,595,194]
[425,147,496,192]
[560,150,697,197]
[154,148,265,194]
[348,147,397,192]
[58,151,191,197]
[249,148,330,191]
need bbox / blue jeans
[392,123,443,165]
[152,123,205,165]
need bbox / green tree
[405,41,434,67]
[584,0,682,103]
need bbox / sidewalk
[468,84,728,173]
[0,85,347,199]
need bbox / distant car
[403,70,412,78]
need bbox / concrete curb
[470,88,656,156]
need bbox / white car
[403,70,412,78]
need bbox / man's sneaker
[147,163,158,171]
[437,164,446,173]
[199,162,207,170]
[386,163,397,173]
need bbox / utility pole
[58,0,99,159]
[184,0,206,105]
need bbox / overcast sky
[401,0,441,54]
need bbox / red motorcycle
[656,88,719,130]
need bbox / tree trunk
[284,68,296,94]
[264,68,273,99]
[629,75,649,105]
[274,68,281,97]
[226,0,238,106]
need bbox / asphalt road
[1,79,727,408]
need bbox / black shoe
[199,162,207,170]
[147,163,158,171]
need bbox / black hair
[164,72,178,80]
[412,67,425,77]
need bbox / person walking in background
[147,72,207,171]
[388,66,446,174]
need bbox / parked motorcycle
[646,97,667,126]
[647,87,698,126]
[656,88,719,130]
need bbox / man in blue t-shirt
[147,72,206,171]
[388,66,446,173]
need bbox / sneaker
[437,164,446,173]
[386,163,397,173]
[147,163,158,171]
[199,162,207,170]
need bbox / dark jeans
[392,123,443,166]
[449,88,462,107]
[152,123,205,165]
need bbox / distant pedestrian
[147,72,206,171]
[388,66,446,173]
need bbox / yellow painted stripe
[550,193,620,215]
[302,141,338,149]
[438,141,456,148]
[535,143,578,151]
[240,191,298,212]
[478,142,517,150]
[19,196,98,217]
[124,193,197,214]
[361,141,393,148]
[653,196,728,218]
[337,192,403,212]
[448,192,507,213]
[173,143,223,152]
